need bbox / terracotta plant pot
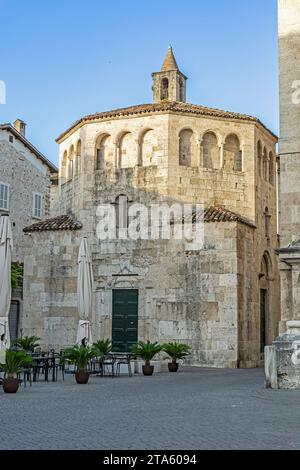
[168,362,179,372]
[142,365,154,376]
[75,369,90,384]
[2,377,20,394]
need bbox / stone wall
[152,70,186,102]
[50,174,59,216]
[57,112,277,225]
[278,0,300,247]
[23,230,79,347]
[278,0,300,333]
[237,222,280,368]
[0,140,51,262]
[23,150,279,368]
[23,222,280,368]
[23,219,270,368]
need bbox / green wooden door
[112,289,138,352]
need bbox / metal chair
[115,354,133,377]
[101,354,116,377]
[17,366,33,387]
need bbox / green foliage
[63,345,96,371]
[93,339,112,357]
[162,342,191,363]
[0,350,33,377]
[131,341,162,366]
[14,336,40,352]
[11,262,23,289]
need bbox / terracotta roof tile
[23,214,82,233]
[203,206,255,227]
[181,206,256,228]
[23,207,254,234]
[56,101,277,143]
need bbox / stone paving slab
[1,367,300,450]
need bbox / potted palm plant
[93,338,112,357]
[14,335,40,353]
[63,345,95,384]
[0,350,33,393]
[131,341,162,376]
[162,342,191,372]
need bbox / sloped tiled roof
[23,215,82,233]
[203,206,256,227]
[182,206,255,228]
[161,47,179,71]
[56,101,277,143]
[23,207,255,234]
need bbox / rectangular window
[0,182,9,210]
[33,192,43,219]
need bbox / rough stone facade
[265,1,300,389]
[278,0,300,332]
[0,140,50,261]
[23,49,280,368]
[278,0,300,248]
[24,219,257,367]
[0,123,57,339]
[0,125,57,262]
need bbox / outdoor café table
[32,354,57,382]
[102,352,133,377]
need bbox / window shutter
[0,183,9,210]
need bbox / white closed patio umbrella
[0,214,13,351]
[76,237,94,346]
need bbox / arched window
[140,129,157,166]
[75,140,81,176]
[224,134,242,171]
[160,77,169,101]
[115,195,128,231]
[61,150,68,180]
[96,134,111,170]
[269,151,274,185]
[263,147,268,180]
[202,132,219,169]
[260,251,273,281]
[257,141,262,177]
[179,129,193,166]
[118,132,135,168]
[68,145,74,179]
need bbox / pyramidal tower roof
[161,46,179,72]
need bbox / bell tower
[152,47,187,103]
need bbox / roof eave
[56,103,277,144]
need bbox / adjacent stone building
[23,48,280,368]
[278,0,300,330]
[0,120,57,339]
[264,0,300,388]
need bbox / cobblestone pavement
[1,367,300,450]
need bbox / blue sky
[0,0,278,165]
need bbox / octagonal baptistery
[23,47,280,369]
